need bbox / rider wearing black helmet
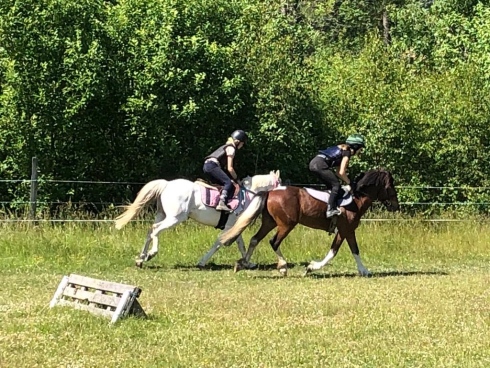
[309,133,366,218]
[203,130,248,211]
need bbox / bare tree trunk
[382,8,391,45]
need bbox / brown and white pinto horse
[219,169,400,276]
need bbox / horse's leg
[305,232,345,274]
[196,236,221,269]
[196,216,241,268]
[147,216,183,261]
[195,233,257,270]
[345,232,370,276]
[236,234,257,269]
[268,224,295,276]
[136,207,165,267]
[235,216,277,273]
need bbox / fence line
[2,177,490,190]
[1,157,490,223]
[0,179,147,185]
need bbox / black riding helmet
[231,130,248,144]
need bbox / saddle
[195,178,243,212]
[304,186,353,207]
[304,186,353,236]
[195,178,240,197]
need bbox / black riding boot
[326,192,341,218]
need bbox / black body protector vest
[205,143,235,168]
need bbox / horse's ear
[275,170,280,178]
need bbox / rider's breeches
[309,156,340,209]
[203,161,233,202]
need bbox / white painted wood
[111,290,131,324]
[49,276,69,308]
[50,274,146,323]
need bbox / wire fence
[1,165,490,222]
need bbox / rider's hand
[345,184,352,193]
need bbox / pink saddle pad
[200,187,240,211]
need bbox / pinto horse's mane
[354,168,394,193]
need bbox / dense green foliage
[1,0,489,209]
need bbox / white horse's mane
[242,170,281,192]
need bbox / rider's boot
[326,205,341,218]
[216,190,232,212]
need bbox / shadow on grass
[197,262,300,271]
[251,268,449,279]
[306,270,449,279]
[137,263,449,279]
[143,263,235,271]
[146,262,299,271]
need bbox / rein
[241,175,281,196]
[354,188,397,209]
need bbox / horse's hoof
[234,262,244,273]
[246,262,258,270]
[135,259,144,268]
[196,264,206,270]
[278,268,288,277]
[303,267,312,277]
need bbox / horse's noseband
[383,193,399,211]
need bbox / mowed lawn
[1,219,489,368]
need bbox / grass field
[1,219,489,367]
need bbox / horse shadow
[141,263,449,279]
[251,262,449,279]
[143,262,298,272]
[137,262,234,271]
[304,270,449,279]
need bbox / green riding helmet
[346,133,366,150]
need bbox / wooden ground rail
[50,274,147,323]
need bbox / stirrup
[216,201,232,212]
[326,208,341,218]
[327,213,338,235]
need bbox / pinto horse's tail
[115,179,169,230]
[219,191,269,246]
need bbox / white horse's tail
[115,179,169,230]
[219,191,269,246]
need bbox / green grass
[1,220,489,367]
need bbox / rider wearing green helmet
[309,133,366,218]
[203,130,248,212]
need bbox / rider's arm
[225,146,238,180]
[337,156,351,184]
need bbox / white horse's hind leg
[136,204,165,267]
[135,230,152,267]
[236,235,257,270]
[147,216,183,261]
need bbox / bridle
[355,175,398,210]
[383,188,399,211]
[241,175,281,196]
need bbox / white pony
[115,170,281,268]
